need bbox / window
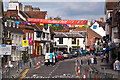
[43,33,45,38]
[31,33,33,40]
[12,35,14,40]
[29,33,30,39]
[13,22,15,27]
[19,36,21,41]
[59,38,63,44]
[72,38,76,44]
[16,35,17,40]
[26,32,28,40]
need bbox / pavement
[93,56,120,78]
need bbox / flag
[75,25,79,27]
[63,24,67,26]
[16,21,20,24]
[29,37,33,45]
[8,20,12,22]
[48,24,52,26]
[71,25,75,27]
[79,25,83,27]
[55,24,59,26]
[22,40,29,47]
[85,25,89,29]
[40,23,44,25]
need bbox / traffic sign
[22,40,29,47]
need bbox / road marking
[20,69,29,79]
[35,66,40,69]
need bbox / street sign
[0,45,11,55]
[22,40,29,47]
[5,40,12,45]
[19,47,26,51]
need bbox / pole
[0,0,4,79]
[29,45,31,68]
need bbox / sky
[3,0,108,21]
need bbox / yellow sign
[22,40,29,47]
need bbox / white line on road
[47,62,60,80]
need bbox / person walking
[101,54,104,62]
[106,54,109,63]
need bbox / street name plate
[0,45,11,55]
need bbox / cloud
[3,2,105,20]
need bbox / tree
[49,16,64,31]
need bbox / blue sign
[93,25,97,29]
[16,21,20,24]
[1,45,6,47]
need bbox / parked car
[81,49,86,56]
[55,51,64,60]
[63,51,72,59]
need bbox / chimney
[33,8,40,11]
[24,5,33,11]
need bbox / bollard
[83,73,86,80]
[78,65,81,76]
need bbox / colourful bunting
[32,23,36,25]
[8,20,12,22]
[16,21,20,24]
[15,17,16,19]
[79,25,83,27]
[40,23,44,26]
[85,25,89,29]
[55,24,59,26]
[48,24,52,26]
[63,24,67,27]
[75,25,79,27]
[11,17,13,19]
[71,25,75,27]
[88,20,90,22]
[18,17,20,20]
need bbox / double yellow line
[20,66,40,79]
[20,69,29,79]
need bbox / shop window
[72,38,76,44]
[59,38,63,44]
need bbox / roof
[24,11,47,19]
[24,11,47,30]
[54,33,67,38]
[4,26,24,34]
[105,2,118,10]
[73,27,102,39]
[66,33,84,38]
[54,32,84,38]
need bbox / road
[20,55,90,79]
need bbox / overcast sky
[3,0,108,21]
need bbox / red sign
[27,18,88,25]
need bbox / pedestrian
[94,55,97,64]
[106,54,109,63]
[101,53,104,62]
